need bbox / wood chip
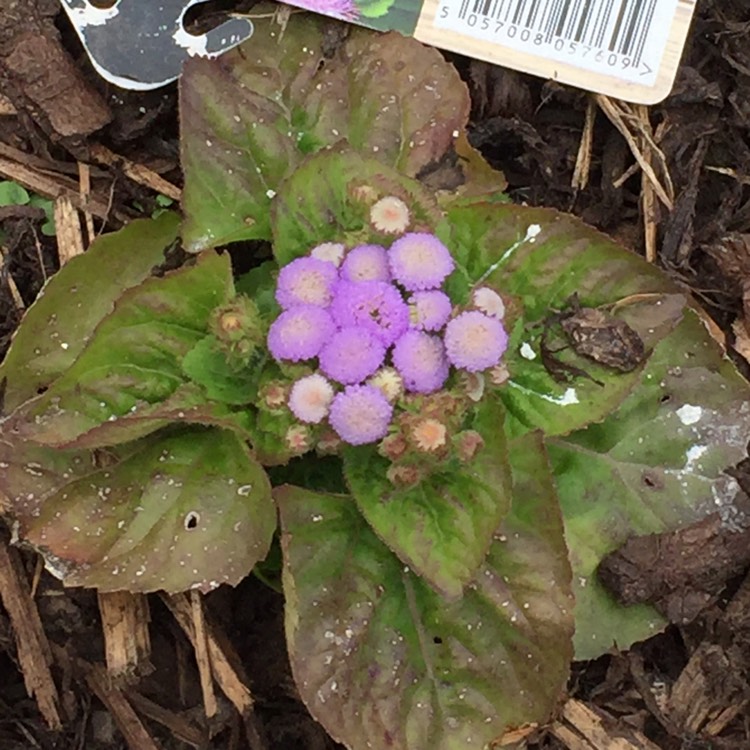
[127,691,207,749]
[634,104,658,263]
[0,152,128,223]
[53,195,85,266]
[0,6,111,139]
[84,660,163,750]
[0,242,24,309]
[162,593,255,716]
[552,699,663,750]
[162,593,267,750]
[572,97,596,191]
[97,591,153,682]
[0,541,62,729]
[595,96,674,211]
[0,91,16,115]
[78,162,96,245]
[190,590,218,718]
[89,144,181,202]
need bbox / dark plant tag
[58,0,254,90]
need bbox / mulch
[1,1,749,749]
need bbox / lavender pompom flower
[391,330,450,394]
[319,326,386,384]
[267,306,335,362]
[275,257,338,309]
[444,311,508,372]
[330,280,409,346]
[329,385,393,445]
[288,374,335,424]
[388,232,455,291]
[340,244,391,283]
[409,290,452,332]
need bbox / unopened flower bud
[350,183,379,204]
[285,424,312,455]
[386,463,424,488]
[260,382,288,410]
[209,295,264,363]
[317,429,342,455]
[422,391,462,420]
[488,363,510,386]
[459,371,485,402]
[454,430,485,463]
[378,432,408,461]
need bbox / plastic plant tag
[58,0,254,90]
[60,0,695,102]
[279,0,696,104]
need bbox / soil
[1,1,750,749]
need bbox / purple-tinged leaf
[272,149,442,266]
[277,432,572,750]
[343,402,511,599]
[0,213,180,412]
[180,7,467,251]
[549,310,750,658]
[442,202,684,438]
[4,252,235,449]
[6,429,274,594]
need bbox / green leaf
[357,0,396,17]
[234,261,280,322]
[0,180,30,206]
[180,7,468,251]
[6,429,274,594]
[549,310,750,659]
[272,149,441,266]
[182,335,263,404]
[277,432,572,750]
[443,202,683,438]
[343,404,512,599]
[4,251,235,448]
[28,194,56,235]
[0,213,180,412]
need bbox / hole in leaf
[641,471,663,490]
[184,511,200,530]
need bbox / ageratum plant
[1,10,749,750]
[259,222,508,462]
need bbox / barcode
[458,0,657,66]
[434,0,682,85]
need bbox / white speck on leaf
[676,404,702,425]
[508,380,579,405]
[520,342,536,360]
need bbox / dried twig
[0,542,62,729]
[97,591,152,681]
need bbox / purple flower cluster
[266,223,508,446]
